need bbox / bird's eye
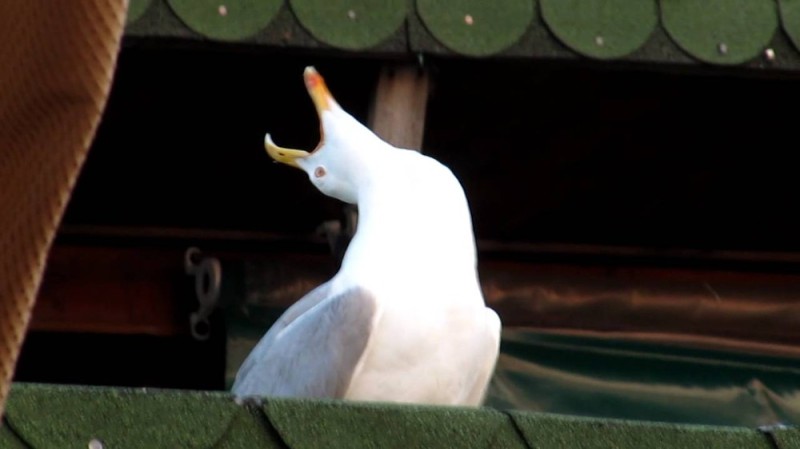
[314,166,326,178]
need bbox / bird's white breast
[322,149,494,404]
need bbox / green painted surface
[416,0,535,57]
[780,0,800,52]
[126,0,153,25]
[289,0,407,50]
[540,0,657,59]
[167,0,282,41]
[661,0,778,64]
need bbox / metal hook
[184,247,222,341]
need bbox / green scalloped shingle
[126,0,153,25]
[263,398,527,449]
[167,0,281,41]
[540,0,657,59]
[2,383,794,448]
[0,424,28,449]
[289,0,407,50]
[661,0,778,65]
[510,411,775,449]
[214,406,287,449]
[780,0,800,52]
[4,384,241,449]
[416,0,534,57]
[772,427,800,449]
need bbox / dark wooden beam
[32,245,189,336]
[38,231,800,358]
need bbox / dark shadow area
[424,58,800,251]
[63,44,381,235]
[65,44,800,253]
[14,327,226,390]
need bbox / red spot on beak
[306,73,321,89]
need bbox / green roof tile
[126,0,153,25]
[0,424,27,449]
[122,0,800,70]
[510,411,775,449]
[289,0,407,50]
[661,0,778,65]
[3,384,241,449]
[416,0,535,57]
[780,0,800,53]
[772,426,800,449]
[167,0,282,41]
[1,383,795,449]
[540,0,657,59]
[264,398,526,449]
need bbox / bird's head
[265,66,387,204]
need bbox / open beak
[264,134,309,168]
[264,66,336,169]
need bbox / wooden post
[367,64,431,152]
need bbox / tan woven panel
[0,0,126,415]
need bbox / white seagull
[232,67,501,406]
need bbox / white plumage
[232,67,501,406]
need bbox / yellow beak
[264,134,309,168]
[263,66,336,168]
[303,66,335,114]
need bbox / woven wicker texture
[0,0,126,415]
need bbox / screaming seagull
[232,67,501,406]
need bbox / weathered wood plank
[367,64,430,151]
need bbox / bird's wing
[233,280,332,385]
[463,307,502,405]
[231,286,378,399]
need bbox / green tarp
[488,329,800,427]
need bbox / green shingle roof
[123,0,800,71]
[2,383,798,448]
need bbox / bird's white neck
[333,151,480,301]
